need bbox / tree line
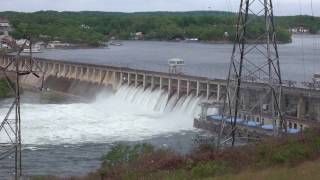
[0,11,319,46]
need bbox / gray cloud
[0,0,319,16]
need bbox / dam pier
[1,55,320,136]
[1,55,226,102]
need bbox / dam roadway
[1,55,320,128]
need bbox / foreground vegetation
[0,78,13,98]
[2,11,319,45]
[33,127,320,180]
[213,159,320,180]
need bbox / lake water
[34,34,320,83]
[0,34,320,179]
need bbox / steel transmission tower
[0,39,41,179]
[220,0,285,146]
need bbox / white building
[290,26,310,34]
[80,24,90,29]
[132,32,144,40]
[168,58,185,74]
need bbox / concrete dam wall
[1,55,320,123]
[0,55,226,100]
[0,55,226,116]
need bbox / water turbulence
[0,85,209,146]
[115,85,203,115]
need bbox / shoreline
[36,33,320,50]
[44,38,293,50]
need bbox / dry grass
[32,158,320,180]
[212,158,320,180]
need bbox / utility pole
[219,0,285,146]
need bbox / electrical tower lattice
[0,40,41,179]
[220,0,286,146]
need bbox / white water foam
[0,85,212,145]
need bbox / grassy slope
[128,159,320,180]
[97,128,320,180]
[213,159,320,180]
[32,128,320,180]
[33,159,320,180]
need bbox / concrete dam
[1,55,320,130]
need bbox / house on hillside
[80,24,90,29]
[131,32,145,40]
[290,26,310,34]
[0,17,12,35]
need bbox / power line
[311,0,314,17]
[298,0,307,82]
[310,0,317,75]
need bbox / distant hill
[0,11,318,46]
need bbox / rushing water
[0,86,215,178]
[1,35,319,178]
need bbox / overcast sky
[0,0,319,16]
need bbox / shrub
[101,143,155,167]
[271,142,308,164]
[191,162,229,178]
[197,143,217,152]
[312,136,320,152]
[0,78,12,98]
[304,128,320,153]
[258,144,269,159]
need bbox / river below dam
[0,34,319,178]
[0,86,215,178]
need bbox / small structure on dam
[168,58,184,74]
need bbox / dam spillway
[1,55,320,125]
[1,55,225,100]
[0,55,225,115]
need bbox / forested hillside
[0,11,318,46]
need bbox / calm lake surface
[0,34,320,179]
[34,34,320,83]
